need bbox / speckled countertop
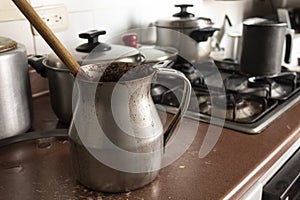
[0,94,299,200]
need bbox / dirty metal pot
[0,37,32,138]
[155,4,219,63]
[69,61,192,192]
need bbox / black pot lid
[75,30,143,65]
[0,37,17,53]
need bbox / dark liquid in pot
[78,62,155,82]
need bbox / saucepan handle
[28,55,47,77]
[284,28,294,64]
[153,61,192,146]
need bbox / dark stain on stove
[36,138,58,149]
[37,141,51,149]
[0,164,24,174]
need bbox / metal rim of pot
[0,36,18,53]
[138,46,178,63]
[243,18,288,27]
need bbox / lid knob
[122,33,141,48]
[76,30,111,53]
[173,4,195,18]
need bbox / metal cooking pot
[29,30,146,124]
[69,61,192,192]
[240,18,294,76]
[224,26,242,63]
[0,37,32,138]
[155,4,219,63]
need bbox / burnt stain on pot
[128,79,154,129]
[80,62,154,82]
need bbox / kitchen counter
[0,94,300,200]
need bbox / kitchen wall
[0,0,274,55]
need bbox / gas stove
[151,58,300,134]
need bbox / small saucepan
[29,30,177,124]
[155,4,219,63]
[29,30,146,124]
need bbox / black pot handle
[284,28,294,64]
[173,4,195,18]
[28,55,47,77]
[76,30,111,53]
[189,27,220,43]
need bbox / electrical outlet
[32,4,69,35]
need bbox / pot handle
[76,30,111,53]
[153,61,192,146]
[190,27,220,43]
[284,28,294,64]
[28,55,47,77]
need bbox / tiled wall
[0,0,274,55]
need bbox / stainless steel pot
[155,4,219,63]
[224,27,242,63]
[0,37,32,138]
[240,18,294,76]
[29,30,146,124]
[69,61,192,192]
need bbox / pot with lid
[29,30,145,124]
[0,37,32,138]
[155,4,219,63]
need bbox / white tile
[30,0,95,12]
[0,20,35,54]
[0,0,26,21]
[34,11,94,54]
[91,0,174,43]
[92,7,132,43]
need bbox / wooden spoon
[12,0,81,75]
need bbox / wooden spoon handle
[12,0,80,75]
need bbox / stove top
[151,58,300,134]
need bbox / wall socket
[32,4,69,35]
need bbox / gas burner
[246,72,298,100]
[223,74,248,91]
[248,77,287,99]
[198,94,268,122]
[151,58,300,133]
